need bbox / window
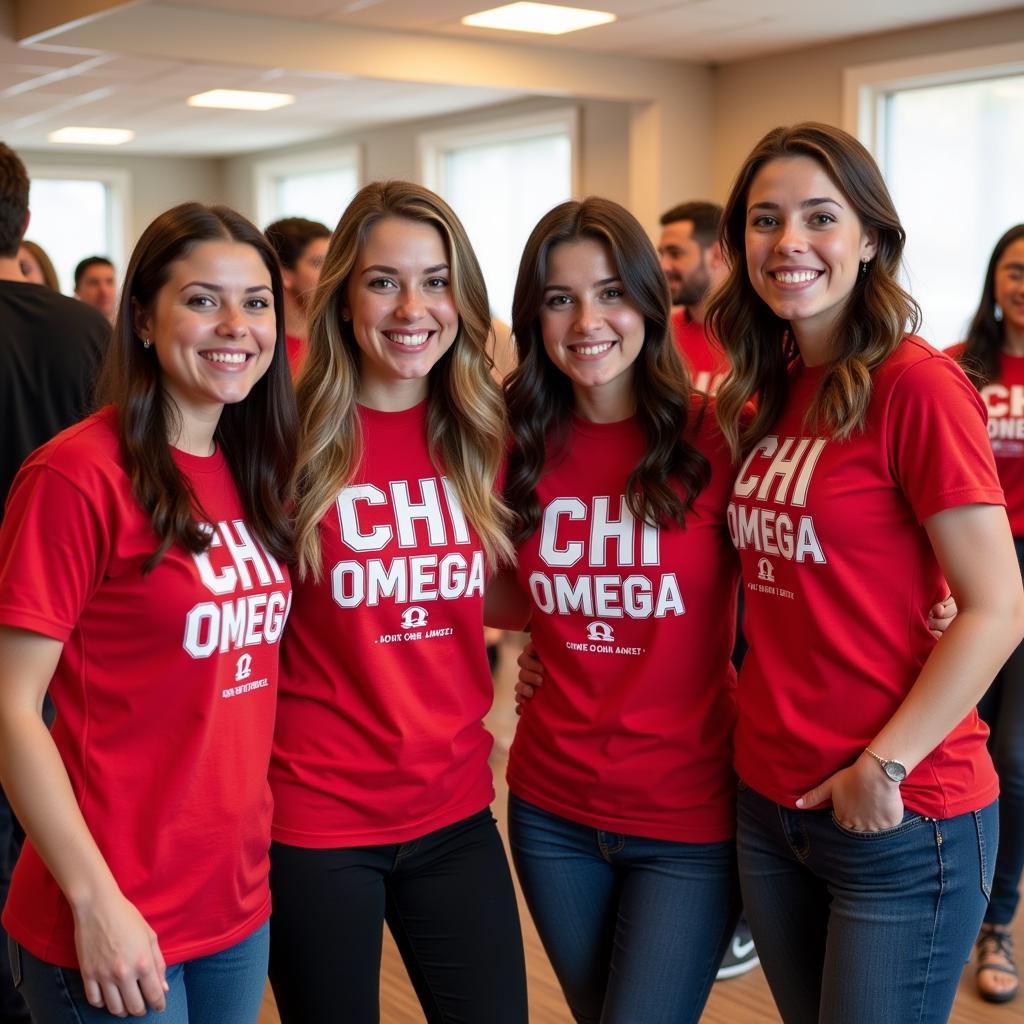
[254,146,360,231]
[23,165,130,296]
[420,108,578,323]
[845,43,1024,346]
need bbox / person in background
[658,201,730,395]
[263,217,331,377]
[0,200,296,1023]
[17,240,59,291]
[950,223,1024,1005]
[268,181,527,1024]
[0,142,110,1024]
[73,256,116,322]
[712,122,1024,1024]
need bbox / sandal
[976,923,1020,1004]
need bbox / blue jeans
[9,921,269,1024]
[737,783,997,1024]
[977,535,1024,925]
[508,795,740,1024]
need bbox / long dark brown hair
[709,122,920,458]
[960,224,1024,387]
[98,202,296,571]
[505,197,709,544]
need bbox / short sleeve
[0,465,110,641]
[887,354,1004,523]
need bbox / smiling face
[539,237,645,418]
[744,155,877,358]
[343,216,459,409]
[995,237,1024,341]
[137,240,276,436]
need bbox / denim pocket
[975,803,997,900]
[830,810,925,840]
[6,937,21,990]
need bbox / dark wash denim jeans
[9,920,269,1024]
[737,783,997,1024]
[508,794,741,1024]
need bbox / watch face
[884,760,908,783]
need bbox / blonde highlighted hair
[709,122,920,458]
[292,180,513,579]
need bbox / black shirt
[1,280,110,512]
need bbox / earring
[341,313,351,322]
[995,304,1004,323]
[142,338,152,349]
[859,259,871,277]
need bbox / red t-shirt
[285,334,307,378]
[948,344,1024,537]
[507,403,740,842]
[0,409,290,967]
[270,402,495,847]
[672,308,728,395]
[728,338,1002,818]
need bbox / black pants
[268,809,528,1024]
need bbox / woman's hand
[73,890,168,1017]
[514,642,545,715]
[796,753,905,832]
[927,593,957,639]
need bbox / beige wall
[711,8,1024,200]
[221,95,634,229]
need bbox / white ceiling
[0,32,522,155]
[158,0,1024,61]
[0,0,1018,157]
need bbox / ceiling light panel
[461,3,615,35]
[187,88,295,110]
[47,126,134,145]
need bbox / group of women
[0,121,1021,1024]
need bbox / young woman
[18,240,59,291]
[0,202,296,1023]
[492,196,742,1024]
[710,123,1024,1023]
[267,180,528,1024]
[263,216,331,376]
[950,223,1024,1004]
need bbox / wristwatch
[864,747,908,783]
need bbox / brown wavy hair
[959,224,1024,388]
[709,122,920,458]
[293,180,512,579]
[98,202,297,571]
[505,197,709,544]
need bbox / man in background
[0,142,110,1023]
[74,254,117,322]
[658,201,730,394]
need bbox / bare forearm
[871,605,1024,772]
[0,711,120,911]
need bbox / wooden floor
[259,635,1024,1023]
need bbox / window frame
[842,40,1024,166]
[22,162,132,286]
[252,144,362,228]
[417,106,581,198]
